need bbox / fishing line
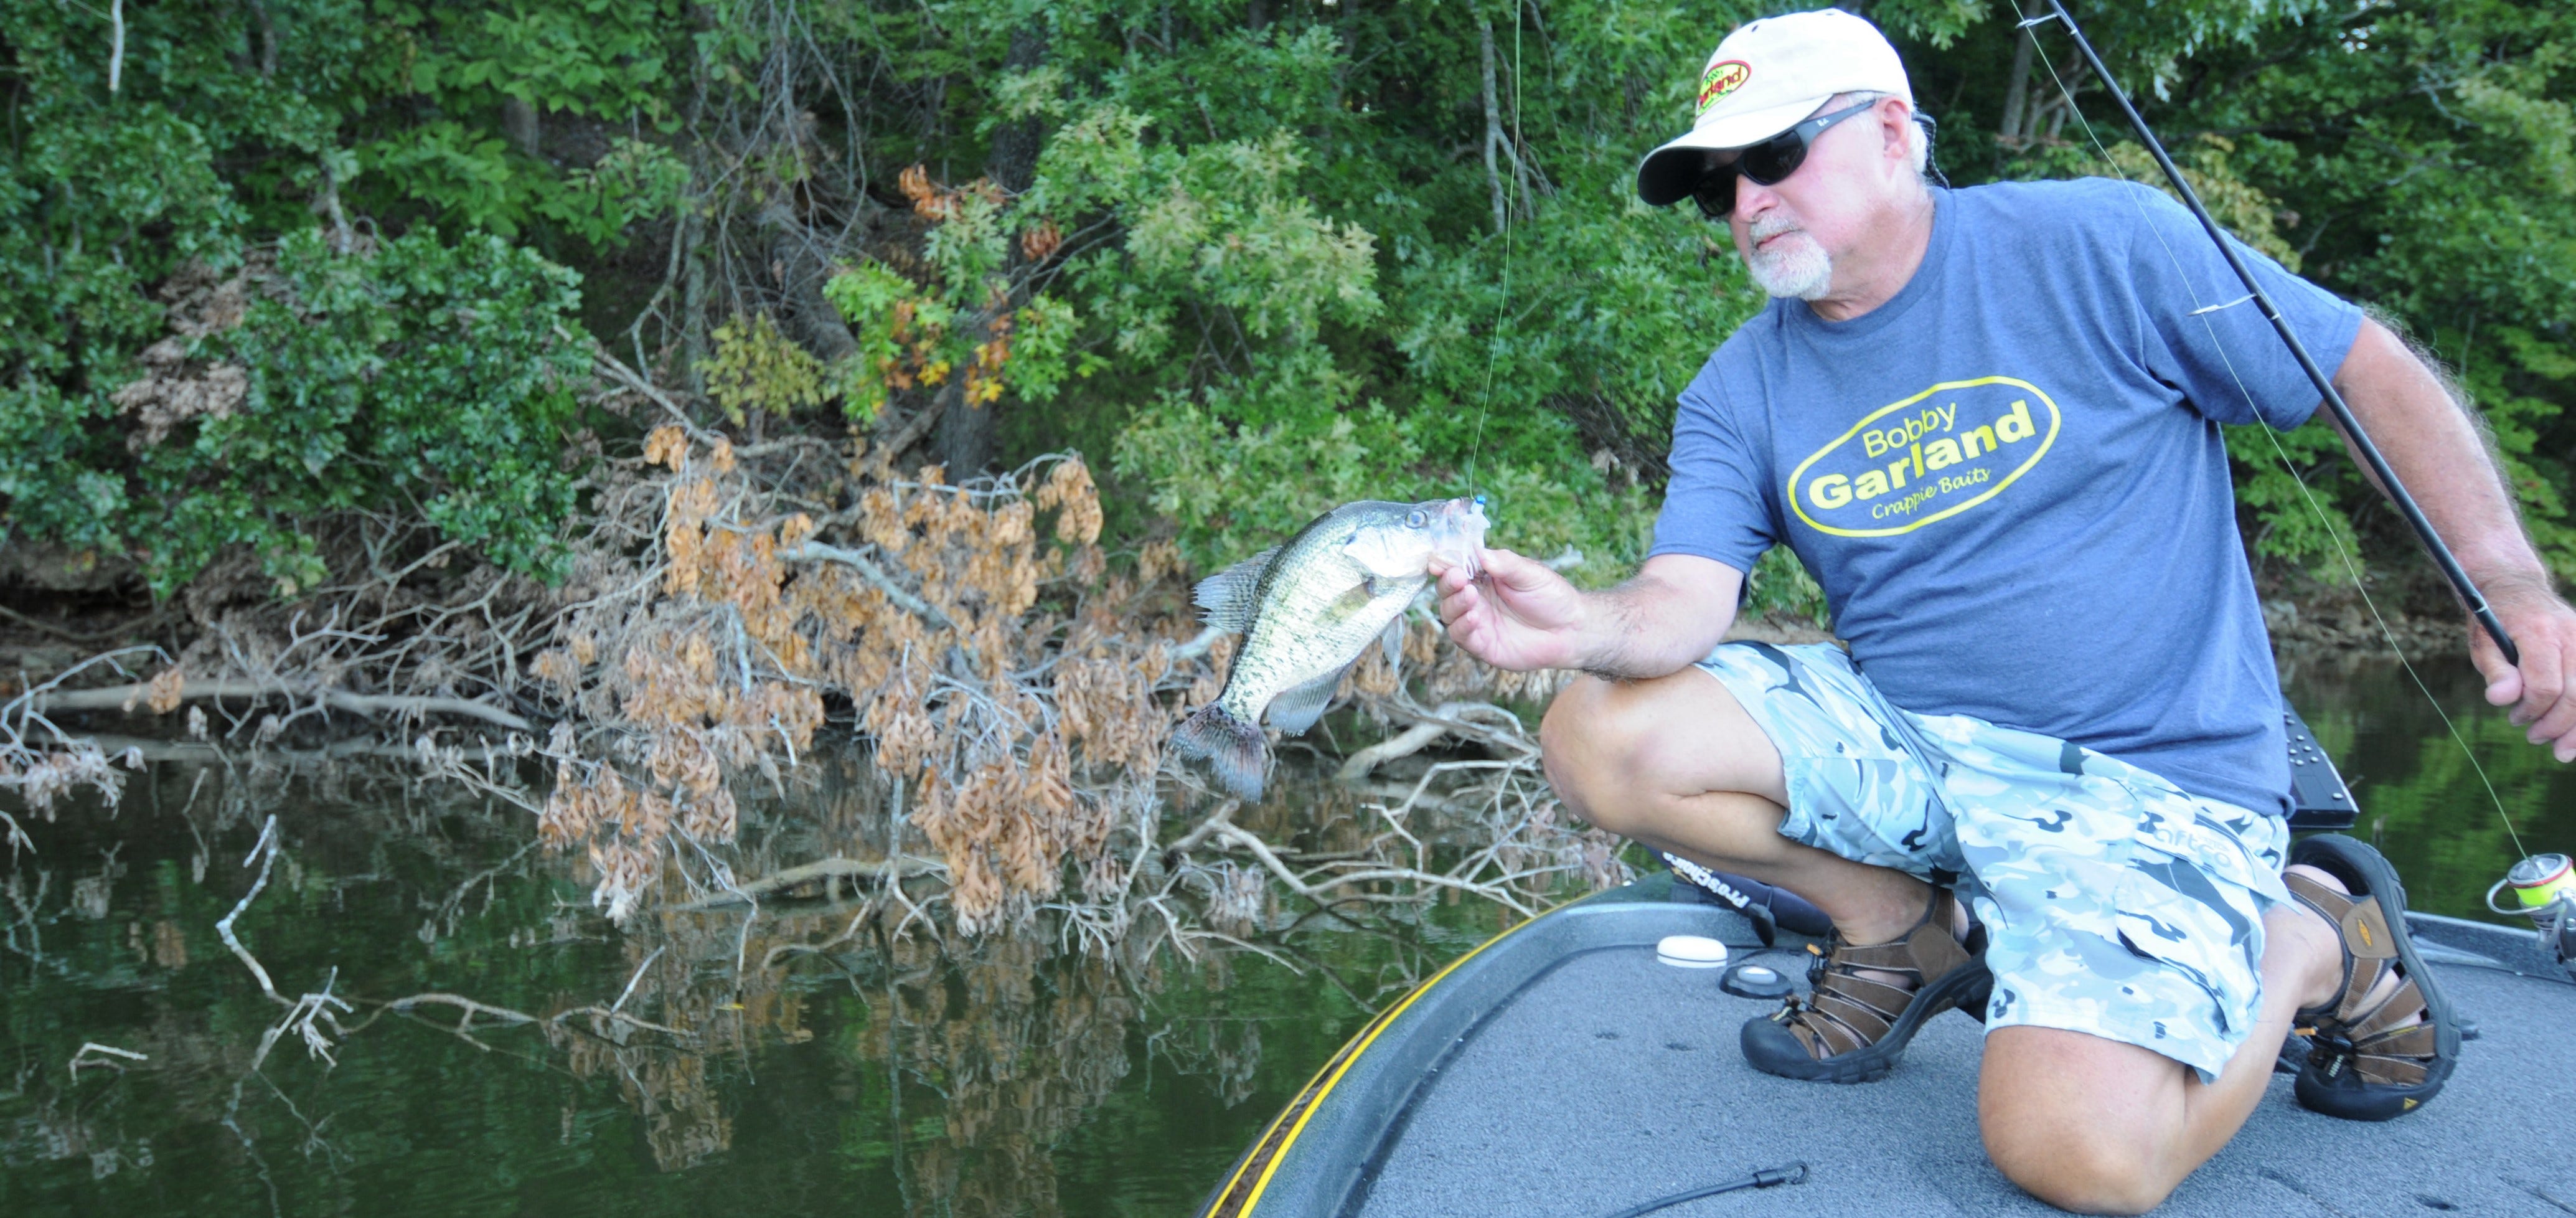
[1464,5,1523,502]
[2002,0,2525,851]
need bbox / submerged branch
[667,856,944,910]
[1211,822,1537,919]
[214,816,284,1002]
[1336,719,1450,783]
[34,679,531,732]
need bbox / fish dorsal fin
[1262,667,1346,737]
[1192,547,1278,631]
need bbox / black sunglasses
[1690,98,1883,220]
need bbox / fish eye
[1406,509,1427,528]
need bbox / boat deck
[1211,874,2576,1217]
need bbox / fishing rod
[2029,0,2521,669]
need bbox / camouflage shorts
[1696,640,2292,1082]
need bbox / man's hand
[2470,577,2576,763]
[1427,550,1744,679]
[1429,546,1592,672]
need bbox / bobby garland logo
[1787,376,2062,539]
[1696,60,1751,117]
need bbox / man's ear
[1881,99,1914,164]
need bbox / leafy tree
[2,0,2567,622]
[0,0,668,595]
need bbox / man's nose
[1733,175,1784,221]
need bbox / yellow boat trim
[1203,903,1561,1217]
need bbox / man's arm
[2328,317,2576,762]
[1431,550,1742,679]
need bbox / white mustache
[1747,215,1807,243]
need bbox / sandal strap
[2355,1022,2438,1059]
[2284,865,2441,1091]
[1808,992,1895,1047]
[2348,978,2427,1041]
[1831,940,1930,974]
[1812,970,1916,1019]
[2284,871,2402,1027]
[1780,886,1972,1062]
[2353,1053,2430,1086]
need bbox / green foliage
[1005,295,1087,404]
[356,0,690,239]
[1746,545,1831,623]
[1114,385,1403,570]
[994,7,1756,584]
[146,231,589,595]
[0,232,588,598]
[0,0,695,601]
[823,262,918,423]
[702,313,829,425]
[2226,422,2363,574]
[6,0,2572,617]
[2463,326,2576,575]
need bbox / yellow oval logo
[1787,377,2062,539]
[1697,60,1751,117]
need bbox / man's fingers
[2483,597,2576,762]
[1436,577,1482,627]
[2519,641,2572,749]
[2473,628,2523,708]
[1478,545,1561,592]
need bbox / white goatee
[1745,217,1833,301]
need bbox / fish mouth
[1426,497,1489,575]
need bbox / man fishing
[1429,9,2576,1213]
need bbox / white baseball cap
[1635,8,1914,207]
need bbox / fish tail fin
[1171,702,1269,803]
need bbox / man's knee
[1539,674,1650,834]
[1980,1028,2185,1214]
[1984,1123,2171,1216]
[1536,669,1783,839]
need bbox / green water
[2,656,2566,1217]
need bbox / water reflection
[0,752,1469,1217]
[2279,647,2576,923]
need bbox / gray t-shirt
[1652,177,2362,817]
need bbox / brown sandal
[2283,834,2457,1121]
[1739,885,1988,1083]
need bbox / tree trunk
[679,187,710,395]
[936,18,1051,476]
[758,199,858,365]
[985,24,1050,195]
[1479,20,1508,236]
[2000,27,2034,145]
[503,97,542,159]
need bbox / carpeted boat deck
[1342,885,2576,1218]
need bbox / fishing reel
[2486,852,2576,983]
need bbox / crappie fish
[1172,496,1488,802]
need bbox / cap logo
[1696,60,1751,118]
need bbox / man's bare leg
[1539,669,1939,945]
[1979,871,2359,1214]
[1546,669,2400,1214]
